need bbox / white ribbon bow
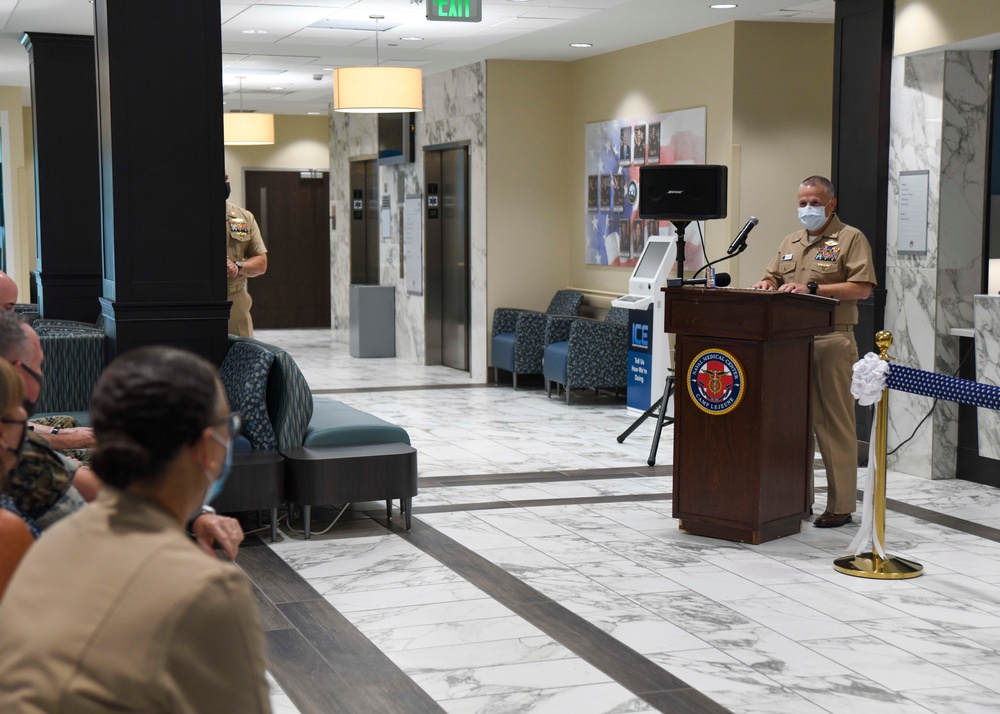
[848,352,891,558]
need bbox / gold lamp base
[833,552,923,579]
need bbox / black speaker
[638,164,728,221]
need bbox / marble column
[973,296,1000,458]
[329,62,487,382]
[885,51,989,478]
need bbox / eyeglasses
[211,412,242,437]
[13,361,44,391]
[1,417,28,455]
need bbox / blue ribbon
[887,364,1000,410]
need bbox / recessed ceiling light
[570,43,592,48]
[308,111,321,115]
[321,67,333,71]
[242,29,268,34]
[710,3,738,8]
[400,36,423,41]
[269,86,284,90]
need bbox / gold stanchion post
[834,331,923,579]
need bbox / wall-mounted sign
[897,170,929,256]
[427,0,482,22]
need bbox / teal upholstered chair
[214,338,297,540]
[542,307,629,404]
[491,290,584,389]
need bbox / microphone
[726,216,759,255]
[666,272,731,288]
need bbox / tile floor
[253,328,1000,714]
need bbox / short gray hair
[801,175,836,200]
[0,310,30,362]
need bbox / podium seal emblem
[687,348,745,415]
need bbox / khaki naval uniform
[0,488,271,714]
[227,201,267,336]
[761,215,877,515]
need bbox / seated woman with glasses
[0,358,31,600]
[0,346,270,713]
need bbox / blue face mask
[798,203,829,232]
[203,432,233,506]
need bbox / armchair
[543,307,629,404]
[491,290,584,389]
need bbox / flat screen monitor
[639,164,727,220]
[377,112,415,166]
[633,240,670,280]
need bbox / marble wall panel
[885,51,990,478]
[974,296,1000,460]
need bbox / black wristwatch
[807,281,819,295]
[235,261,243,274]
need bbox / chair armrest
[492,307,525,337]
[544,315,577,345]
[515,310,549,335]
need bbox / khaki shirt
[226,201,267,296]
[0,488,271,714]
[761,215,877,326]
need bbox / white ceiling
[0,0,834,116]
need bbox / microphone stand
[691,241,747,280]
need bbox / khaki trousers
[228,287,254,337]
[811,331,858,515]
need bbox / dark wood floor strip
[235,541,443,714]
[278,600,445,714]
[885,497,1000,542]
[421,465,671,488]
[413,492,673,515]
[312,383,492,395]
[382,516,731,714]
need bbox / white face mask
[798,203,829,232]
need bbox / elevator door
[425,146,469,371]
[349,159,379,285]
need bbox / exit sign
[427,0,482,22]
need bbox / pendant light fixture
[333,15,423,113]
[224,76,275,145]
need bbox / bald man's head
[0,271,17,312]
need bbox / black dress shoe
[813,512,852,528]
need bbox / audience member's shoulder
[0,509,32,545]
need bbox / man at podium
[750,176,876,528]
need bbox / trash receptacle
[349,285,395,358]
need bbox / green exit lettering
[428,0,481,22]
[437,0,468,17]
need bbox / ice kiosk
[612,236,677,412]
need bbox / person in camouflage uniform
[0,312,247,558]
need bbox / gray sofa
[217,336,416,538]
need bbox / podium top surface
[661,286,837,341]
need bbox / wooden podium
[663,287,837,544]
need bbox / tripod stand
[616,372,674,466]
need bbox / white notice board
[898,170,929,255]
[404,195,423,295]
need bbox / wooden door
[244,170,331,328]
